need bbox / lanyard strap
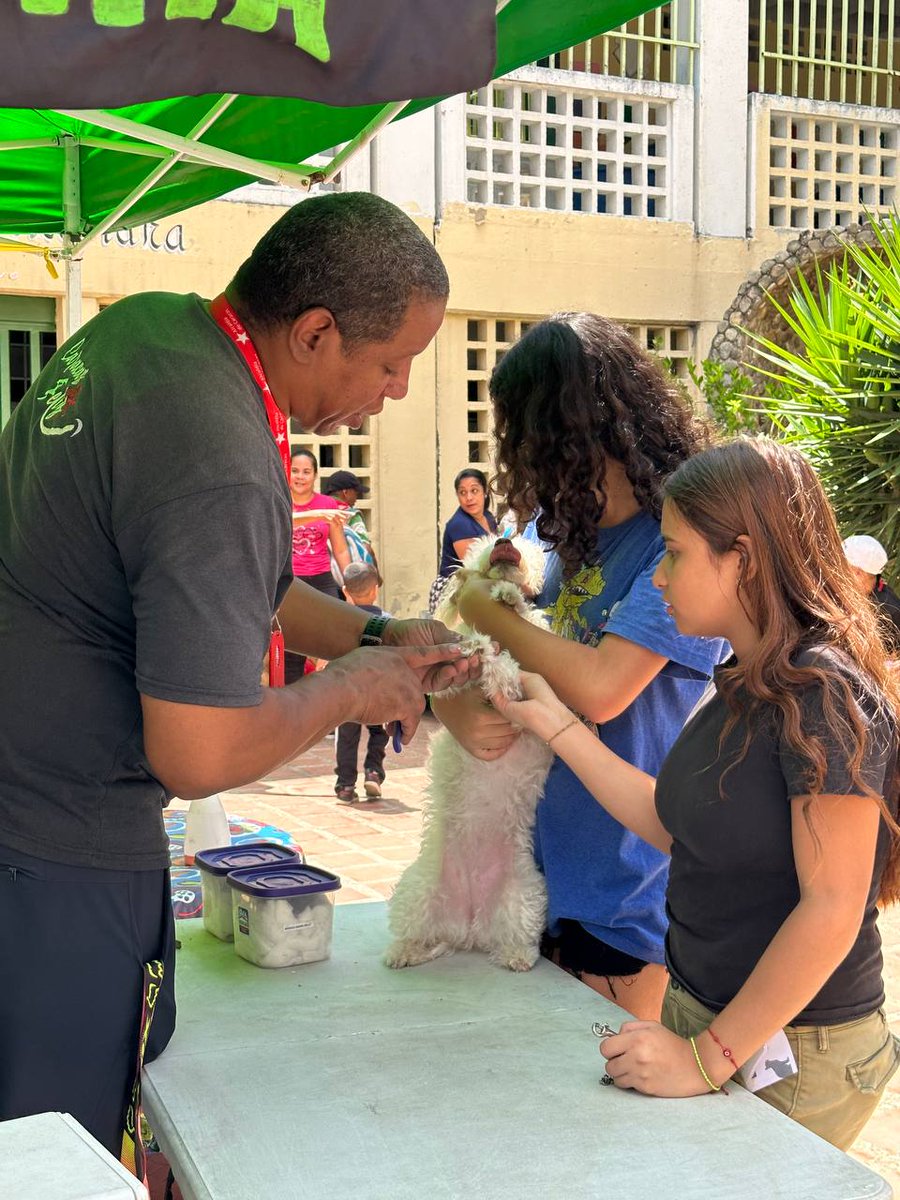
[209,293,290,485]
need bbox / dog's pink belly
[439,838,514,923]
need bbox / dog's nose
[489,538,521,568]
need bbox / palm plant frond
[741,215,900,585]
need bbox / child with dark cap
[335,563,391,802]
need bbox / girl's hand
[490,670,574,743]
[599,1022,717,1098]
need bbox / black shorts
[0,844,176,1157]
[541,919,650,979]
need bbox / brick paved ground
[220,716,900,1195]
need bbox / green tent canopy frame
[0,0,663,329]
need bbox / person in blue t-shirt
[433,313,727,1021]
[438,468,499,578]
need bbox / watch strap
[359,615,391,646]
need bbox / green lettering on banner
[19,0,331,59]
[92,0,145,25]
[165,0,217,17]
[223,0,330,61]
[21,1,68,13]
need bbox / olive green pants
[662,979,900,1150]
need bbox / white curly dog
[385,534,554,972]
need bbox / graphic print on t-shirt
[549,564,606,642]
[38,337,88,439]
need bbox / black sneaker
[363,772,382,799]
[335,786,358,804]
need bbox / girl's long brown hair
[664,437,900,905]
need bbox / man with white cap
[842,534,900,652]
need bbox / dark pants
[335,722,388,789]
[0,844,177,1157]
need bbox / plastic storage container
[228,863,341,968]
[196,843,301,941]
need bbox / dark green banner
[0,0,497,108]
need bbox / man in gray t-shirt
[0,192,478,1157]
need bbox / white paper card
[737,1030,798,1093]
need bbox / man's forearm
[279,578,367,658]
[143,670,358,798]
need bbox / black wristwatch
[359,615,391,646]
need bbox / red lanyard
[209,293,291,486]
[210,293,288,687]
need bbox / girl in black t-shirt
[493,437,900,1149]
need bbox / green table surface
[143,903,891,1200]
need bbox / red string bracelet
[707,1026,734,1063]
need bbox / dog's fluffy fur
[385,535,553,972]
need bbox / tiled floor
[223,716,900,1196]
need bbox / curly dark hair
[490,313,709,577]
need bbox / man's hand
[322,643,479,745]
[431,686,521,762]
[382,617,460,649]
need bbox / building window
[0,297,58,428]
[465,84,670,218]
[751,0,900,109]
[536,1,696,85]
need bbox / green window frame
[0,296,59,428]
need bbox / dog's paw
[384,940,453,969]
[493,946,540,972]
[489,580,526,610]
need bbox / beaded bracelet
[689,1036,725,1095]
[707,1025,735,1064]
[547,715,579,746]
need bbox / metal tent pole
[61,133,84,337]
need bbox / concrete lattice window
[766,109,898,229]
[623,322,695,380]
[465,84,671,218]
[463,317,694,481]
[464,317,536,474]
[289,420,376,539]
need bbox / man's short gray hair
[232,192,448,346]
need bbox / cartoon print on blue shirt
[548,564,605,642]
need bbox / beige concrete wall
[1,197,794,618]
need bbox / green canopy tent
[0,0,664,329]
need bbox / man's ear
[287,308,338,362]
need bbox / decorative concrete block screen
[622,322,694,380]
[464,316,694,474]
[765,106,898,229]
[464,82,671,218]
[464,317,534,471]
[289,420,376,534]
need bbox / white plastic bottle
[183,794,231,864]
